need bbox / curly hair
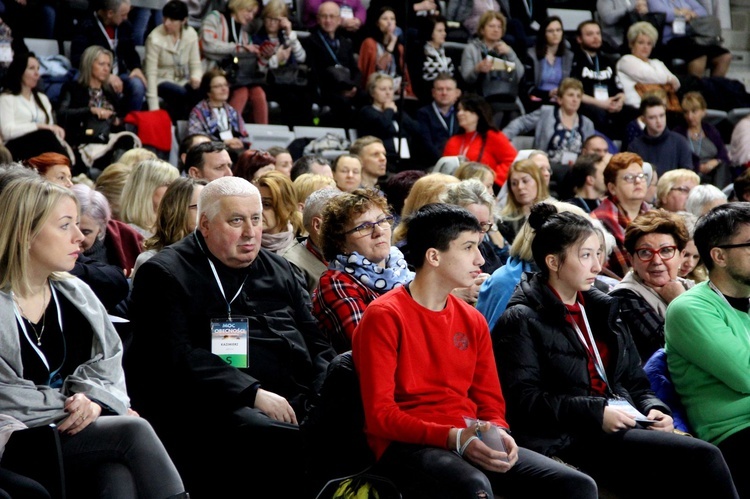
[320,188,390,262]
[624,209,689,256]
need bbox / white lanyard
[195,232,247,319]
[432,102,454,134]
[214,107,229,131]
[521,0,532,17]
[96,16,119,73]
[231,17,243,46]
[22,95,39,123]
[459,132,478,156]
[569,303,610,389]
[12,284,63,372]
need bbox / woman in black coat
[494,202,738,498]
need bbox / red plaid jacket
[591,196,651,278]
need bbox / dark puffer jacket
[493,272,670,457]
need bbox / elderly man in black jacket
[128,176,335,497]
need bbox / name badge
[530,21,540,31]
[394,136,410,159]
[673,16,686,35]
[219,130,234,141]
[594,84,609,101]
[0,42,12,63]
[391,75,402,92]
[340,6,354,19]
[608,398,649,422]
[561,151,578,166]
[211,317,249,368]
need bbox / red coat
[443,130,517,186]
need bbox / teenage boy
[352,203,598,498]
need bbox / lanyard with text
[432,102,454,135]
[195,232,248,319]
[231,18,243,46]
[569,303,610,390]
[12,284,64,375]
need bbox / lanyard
[96,15,118,52]
[12,283,64,374]
[689,135,703,156]
[214,106,229,131]
[569,303,610,390]
[231,17,243,45]
[432,102,454,135]
[708,281,750,338]
[460,132,478,156]
[195,232,247,319]
[318,30,340,65]
[521,0,532,17]
[22,95,39,123]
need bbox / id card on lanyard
[211,318,249,368]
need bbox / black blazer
[71,13,142,74]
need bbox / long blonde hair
[120,159,179,233]
[0,178,77,296]
[392,173,459,244]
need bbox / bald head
[317,1,341,35]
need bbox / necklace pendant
[37,339,42,346]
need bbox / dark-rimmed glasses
[478,222,493,233]
[345,215,395,237]
[634,246,677,262]
[716,241,750,250]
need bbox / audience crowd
[0,0,749,498]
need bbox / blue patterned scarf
[329,246,414,293]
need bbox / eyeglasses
[634,245,678,262]
[345,215,394,237]
[670,186,691,194]
[211,82,229,89]
[188,204,198,210]
[621,173,647,184]
[478,222,493,233]
[715,241,750,250]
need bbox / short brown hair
[477,10,506,37]
[624,208,689,255]
[603,152,643,187]
[681,91,707,113]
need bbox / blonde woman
[499,159,549,243]
[94,162,133,221]
[119,159,180,238]
[0,177,187,499]
[132,177,207,278]
[392,172,459,245]
[655,169,700,213]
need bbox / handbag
[81,116,111,144]
[688,16,723,46]
[325,64,354,87]
[269,63,308,87]
[634,83,681,112]
[220,52,265,87]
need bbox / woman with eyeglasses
[655,169,700,213]
[609,210,694,364]
[442,178,506,275]
[494,202,738,499]
[312,188,413,353]
[591,152,651,279]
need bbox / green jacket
[665,281,750,445]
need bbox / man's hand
[129,68,147,86]
[254,388,298,424]
[461,426,518,473]
[109,73,124,94]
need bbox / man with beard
[665,202,750,499]
[570,20,630,140]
